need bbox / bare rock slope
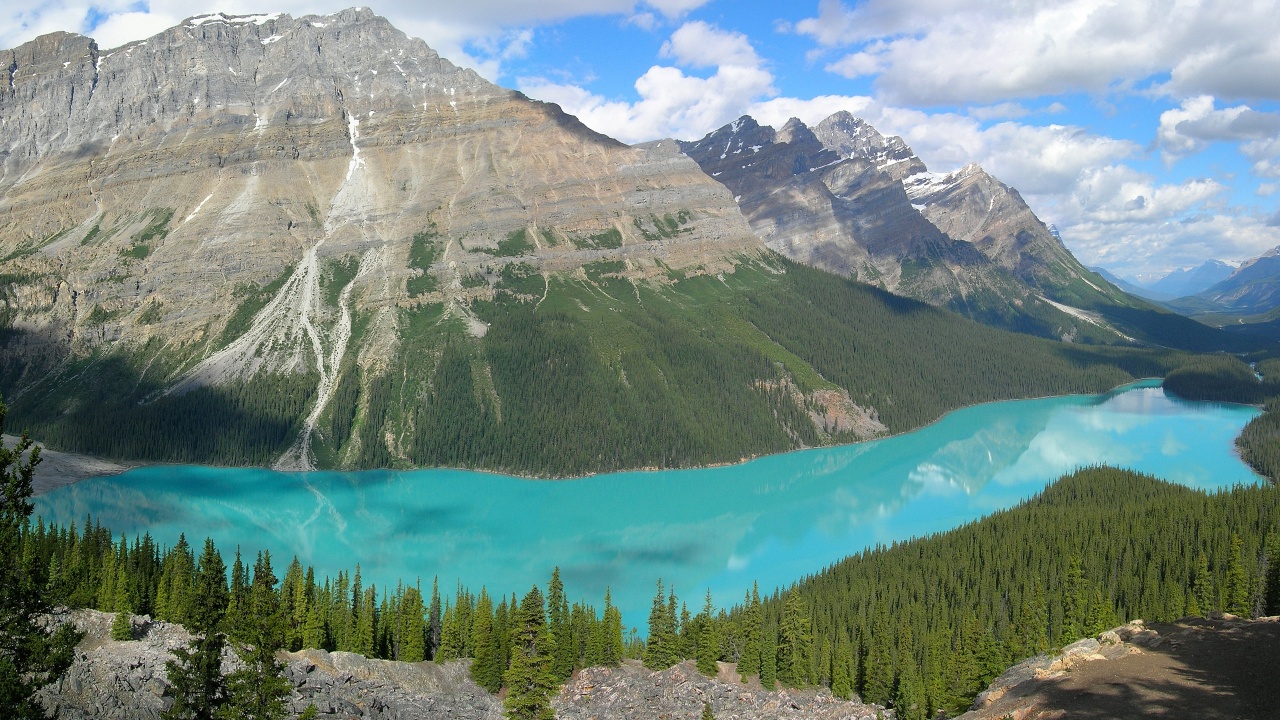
[0,9,762,469]
[679,112,1132,338]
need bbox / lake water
[33,381,1263,627]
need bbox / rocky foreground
[959,614,1280,720]
[42,608,1280,719]
[37,610,885,720]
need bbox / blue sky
[4,0,1279,281]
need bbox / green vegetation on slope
[715,467,1280,716]
[18,456,1280,718]
[4,256,1215,474]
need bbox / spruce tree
[219,551,289,720]
[696,589,719,677]
[503,587,557,720]
[427,577,442,660]
[1062,554,1087,640]
[777,588,811,686]
[601,587,623,667]
[893,662,926,720]
[759,622,777,690]
[1224,534,1252,616]
[469,590,503,692]
[1193,551,1213,615]
[831,637,852,699]
[643,580,672,670]
[0,401,80,718]
[547,568,574,681]
[110,566,134,641]
[400,584,426,662]
[738,584,762,680]
[163,538,231,720]
[1264,532,1280,615]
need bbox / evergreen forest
[4,257,1210,476]
[8,392,1280,720]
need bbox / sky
[4,0,1280,281]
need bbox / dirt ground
[971,616,1280,719]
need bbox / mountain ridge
[0,9,1256,474]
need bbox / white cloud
[1157,95,1280,162]
[519,20,775,143]
[795,0,1280,104]
[0,0,712,79]
[659,20,757,68]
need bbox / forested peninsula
[7,389,1280,720]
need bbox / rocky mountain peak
[0,8,763,470]
[812,111,925,181]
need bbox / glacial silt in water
[34,382,1262,624]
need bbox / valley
[3,7,1280,720]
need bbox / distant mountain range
[1147,260,1236,298]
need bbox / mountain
[1148,260,1236,298]
[678,112,1246,350]
[1090,266,1173,302]
[1180,248,1280,314]
[0,11,1252,474]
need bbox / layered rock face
[680,111,1130,326]
[0,9,762,468]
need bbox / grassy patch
[494,229,535,258]
[218,266,294,348]
[138,300,163,325]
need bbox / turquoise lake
[33,381,1264,628]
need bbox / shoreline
[4,434,135,496]
[20,378,1176,493]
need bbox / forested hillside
[12,457,1280,717]
[6,257,1198,476]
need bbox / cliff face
[680,112,1131,332]
[0,10,762,468]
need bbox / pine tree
[831,637,853,699]
[1264,532,1280,615]
[1224,534,1252,616]
[777,588,811,686]
[759,622,777,690]
[1193,551,1213,615]
[547,568,574,681]
[503,587,557,720]
[469,589,503,692]
[738,584,762,680]
[644,580,674,670]
[696,589,719,677]
[218,550,289,720]
[0,401,80,718]
[427,577,442,660]
[110,566,134,641]
[400,584,427,662]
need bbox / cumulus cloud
[794,0,1280,105]
[1157,95,1280,163]
[519,20,775,143]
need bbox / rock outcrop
[958,615,1280,720]
[38,610,886,720]
[679,112,1132,336]
[0,9,762,469]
